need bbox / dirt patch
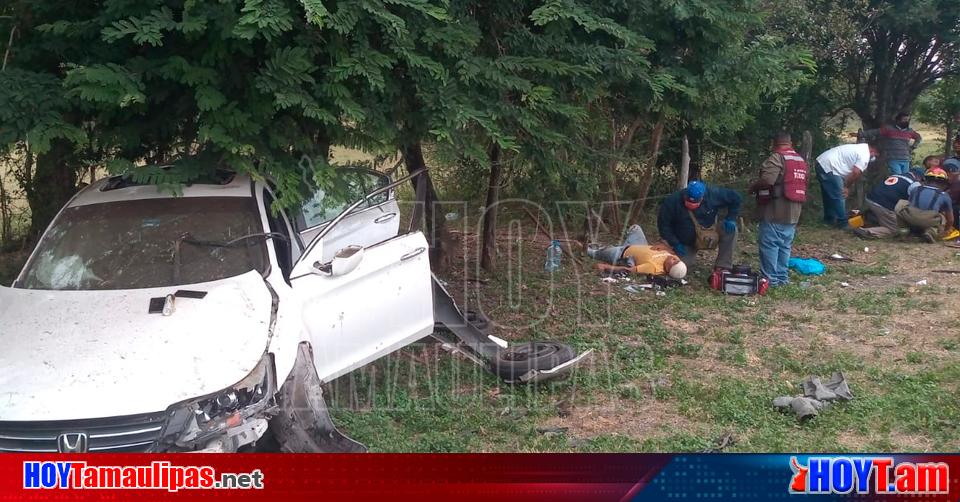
[539,396,698,441]
[837,430,941,452]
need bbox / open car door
[289,176,434,383]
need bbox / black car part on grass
[430,275,584,383]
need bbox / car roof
[68,173,257,207]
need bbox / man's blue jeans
[587,225,648,266]
[816,162,847,227]
[758,220,796,287]
[888,159,910,175]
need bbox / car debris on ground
[773,371,854,421]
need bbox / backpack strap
[687,209,700,229]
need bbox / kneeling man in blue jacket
[657,180,742,271]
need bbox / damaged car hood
[0,270,273,421]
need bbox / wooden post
[480,144,502,272]
[2,25,15,71]
[678,135,690,188]
[946,120,956,159]
[800,130,813,164]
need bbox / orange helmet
[925,167,948,181]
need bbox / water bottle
[544,240,562,272]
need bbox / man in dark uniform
[853,169,922,239]
[657,180,742,271]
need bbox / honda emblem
[57,433,88,453]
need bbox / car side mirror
[313,245,364,277]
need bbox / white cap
[668,260,687,279]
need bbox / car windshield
[18,197,268,290]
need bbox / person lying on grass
[587,224,687,279]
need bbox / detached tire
[491,342,576,382]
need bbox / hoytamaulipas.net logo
[23,461,264,491]
[790,456,948,495]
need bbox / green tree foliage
[777,0,960,128]
[916,77,960,156]
[4,0,946,269]
[0,0,472,233]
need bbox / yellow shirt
[621,245,674,275]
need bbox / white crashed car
[0,168,588,453]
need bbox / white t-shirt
[816,143,872,177]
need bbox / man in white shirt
[815,143,879,228]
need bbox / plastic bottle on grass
[544,240,562,272]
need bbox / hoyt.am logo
[789,456,949,495]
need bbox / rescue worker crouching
[853,168,923,240]
[895,167,954,243]
[657,180,742,272]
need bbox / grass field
[327,220,960,453]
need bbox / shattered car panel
[270,343,365,453]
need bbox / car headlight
[163,354,277,448]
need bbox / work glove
[724,218,737,234]
[673,243,686,257]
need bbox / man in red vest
[748,132,807,287]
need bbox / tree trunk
[480,144,502,272]
[629,115,666,219]
[25,139,77,240]
[402,142,451,271]
[604,120,622,231]
[0,168,10,246]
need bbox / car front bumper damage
[269,343,365,453]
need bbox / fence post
[678,135,690,188]
[800,130,813,165]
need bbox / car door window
[296,169,390,231]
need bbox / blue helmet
[685,180,706,201]
[909,167,926,181]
